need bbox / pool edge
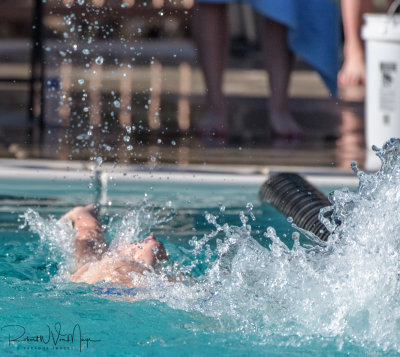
[0,158,359,187]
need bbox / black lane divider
[259,173,331,241]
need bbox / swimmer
[61,204,168,288]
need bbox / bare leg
[61,204,108,265]
[259,16,303,138]
[338,0,373,87]
[192,3,228,135]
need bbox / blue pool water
[0,148,399,356]
[0,172,294,356]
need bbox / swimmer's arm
[61,205,108,265]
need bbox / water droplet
[76,133,89,140]
[123,135,130,142]
[78,79,85,85]
[171,140,176,146]
[127,145,133,151]
[246,202,256,221]
[82,48,90,55]
[95,56,104,65]
[292,232,300,240]
[77,0,85,4]
[113,100,120,108]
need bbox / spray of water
[23,139,400,352]
[106,199,173,248]
[21,210,76,279]
[147,138,400,351]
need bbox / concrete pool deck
[0,51,366,171]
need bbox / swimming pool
[1,158,396,356]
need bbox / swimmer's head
[130,235,167,267]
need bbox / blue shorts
[93,287,139,297]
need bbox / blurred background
[0,0,390,169]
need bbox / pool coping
[0,158,359,187]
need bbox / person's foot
[269,111,304,139]
[195,110,227,138]
[338,48,365,87]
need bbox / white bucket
[362,7,400,170]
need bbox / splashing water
[23,139,400,352]
[107,200,173,248]
[21,210,76,279]
[143,138,400,352]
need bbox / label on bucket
[380,62,398,112]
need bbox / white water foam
[147,139,400,351]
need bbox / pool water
[0,148,399,356]
[0,173,296,356]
